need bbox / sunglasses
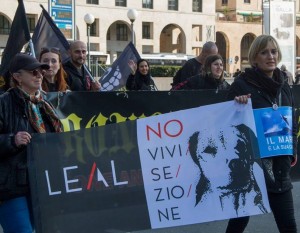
[23,69,46,76]
[41,47,61,54]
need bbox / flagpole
[29,39,36,58]
[84,65,96,82]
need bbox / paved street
[1,182,299,233]
[135,181,300,233]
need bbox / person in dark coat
[0,53,62,233]
[226,35,297,233]
[126,59,157,91]
[293,69,300,85]
[280,64,293,86]
[171,54,230,92]
[171,41,218,87]
[63,40,101,91]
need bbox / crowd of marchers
[0,35,298,233]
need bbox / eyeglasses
[41,47,60,54]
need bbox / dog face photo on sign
[188,124,268,216]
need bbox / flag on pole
[100,42,141,91]
[32,4,70,62]
[0,0,31,91]
[32,5,96,82]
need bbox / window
[115,0,126,7]
[90,43,99,51]
[116,24,128,41]
[86,0,98,4]
[143,0,153,9]
[142,45,153,54]
[168,0,178,11]
[192,25,202,42]
[192,0,202,12]
[142,22,151,39]
[89,19,98,37]
[0,15,10,35]
[244,0,250,3]
[26,14,35,33]
[222,0,228,5]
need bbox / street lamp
[84,13,95,70]
[127,9,138,45]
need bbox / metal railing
[90,58,107,79]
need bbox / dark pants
[226,189,297,233]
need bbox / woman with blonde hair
[226,34,297,233]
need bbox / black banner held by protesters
[32,4,70,62]
[46,89,300,182]
[28,99,271,233]
[0,0,31,91]
[28,121,150,233]
[100,42,141,91]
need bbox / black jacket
[172,74,230,91]
[172,58,202,86]
[126,73,157,91]
[228,67,296,193]
[63,61,91,91]
[0,88,55,201]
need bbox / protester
[171,41,218,87]
[0,70,12,93]
[126,59,157,91]
[171,54,230,91]
[39,47,69,92]
[63,40,101,91]
[294,69,300,85]
[233,68,242,78]
[226,35,297,233]
[280,64,293,85]
[0,53,62,233]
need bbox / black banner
[28,88,300,233]
[45,89,300,181]
[28,121,151,233]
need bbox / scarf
[204,73,228,89]
[243,67,284,98]
[134,70,152,87]
[19,88,62,133]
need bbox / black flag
[0,0,31,91]
[32,5,96,81]
[32,5,70,62]
[100,42,141,91]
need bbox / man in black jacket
[63,40,101,91]
[171,41,218,87]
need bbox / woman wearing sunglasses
[39,47,69,92]
[0,53,62,232]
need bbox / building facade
[0,0,299,74]
[0,0,216,64]
[215,0,300,74]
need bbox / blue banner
[254,106,293,158]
